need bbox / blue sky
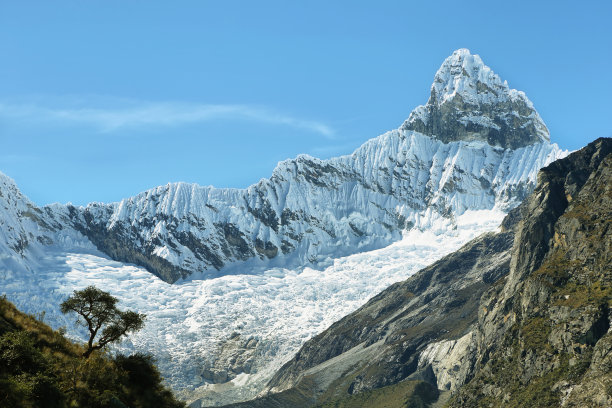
[1,1,611,205]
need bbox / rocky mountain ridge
[220,138,611,408]
[19,49,563,284]
[450,137,611,407]
[404,48,550,149]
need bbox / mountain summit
[0,50,565,284]
[0,49,569,404]
[404,48,550,149]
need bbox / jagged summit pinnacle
[431,48,503,106]
[403,48,550,150]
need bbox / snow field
[2,209,505,404]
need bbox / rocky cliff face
[404,48,550,149]
[219,205,523,408]
[221,138,611,408]
[51,49,563,283]
[450,137,612,407]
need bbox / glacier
[0,48,568,405]
[2,207,508,405]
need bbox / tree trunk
[83,346,94,358]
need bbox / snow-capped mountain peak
[404,48,550,149]
[20,50,562,284]
[0,50,565,285]
[0,49,571,405]
[431,48,505,105]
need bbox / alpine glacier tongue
[404,48,550,149]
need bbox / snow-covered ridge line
[53,129,564,283]
[29,48,565,283]
[2,49,566,284]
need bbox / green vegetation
[60,286,145,358]
[521,317,552,351]
[554,279,611,308]
[485,352,596,408]
[448,337,572,407]
[0,295,185,408]
[449,245,610,406]
[531,251,572,285]
[317,379,438,408]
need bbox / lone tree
[60,286,146,358]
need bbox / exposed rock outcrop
[403,49,550,149]
[221,137,611,408]
[450,137,612,407]
[220,204,522,407]
[200,333,260,384]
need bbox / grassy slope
[316,379,439,408]
[0,296,185,408]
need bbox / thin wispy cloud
[0,100,336,138]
